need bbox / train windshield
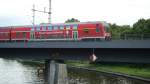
[103,22,110,32]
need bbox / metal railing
[1,34,150,43]
[111,34,150,40]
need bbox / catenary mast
[48,0,51,23]
[32,0,52,24]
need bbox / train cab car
[77,22,104,40]
[34,21,111,41]
[75,21,111,40]
[0,27,10,42]
[11,26,31,41]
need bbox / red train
[0,21,111,41]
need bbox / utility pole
[31,4,36,39]
[49,0,52,23]
[32,5,35,26]
[32,0,52,24]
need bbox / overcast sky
[0,0,150,26]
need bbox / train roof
[0,21,108,28]
[40,21,108,26]
[0,25,32,28]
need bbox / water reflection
[0,58,44,84]
[0,58,149,84]
[68,67,150,84]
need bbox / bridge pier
[45,60,68,84]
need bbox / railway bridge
[0,40,150,63]
[0,39,150,84]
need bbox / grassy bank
[66,60,150,79]
[18,59,45,66]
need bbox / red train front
[0,21,111,42]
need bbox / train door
[72,31,78,40]
[30,31,34,39]
[30,27,35,40]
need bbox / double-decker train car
[0,26,31,42]
[0,27,10,41]
[11,26,31,41]
[32,21,111,41]
[0,21,111,42]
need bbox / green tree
[133,18,150,34]
[65,18,80,23]
[109,23,132,39]
[133,18,146,34]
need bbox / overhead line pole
[49,0,52,23]
[32,5,35,26]
[33,9,49,13]
[32,0,52,24]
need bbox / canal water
[68,67,150,84]
[0,58,44,84]
[0,58,149,84]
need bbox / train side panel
[34,22,110,41]
[0,28,10,41]
[34,25,65,40]
[78,23,106,40]
[11,27,31,41]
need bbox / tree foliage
[109,18,150,38]
[65,18,80,23]
[133,18,150,34]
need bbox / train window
[96,28,100,32]
[58,26,60,30]
[23,32,26,38]
[16,32,20,38]
[60,26,64,30]
[0,33,1,36]
[104,24,109,32]
[36,26,41,31]
[43,26,47,31]
[48,26,52,30]
[3,33,7,37]
[54,26,58,30]
[96,24,100,32]
[41,34,45,39]
[73,25,78,30]
[83,28,89,33]
[66,25,70,30]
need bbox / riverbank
[65,60,150,79]
[17,60,150,80]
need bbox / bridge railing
[1,34,150,43]
[31,34,150,41]
[112,34,150,40]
